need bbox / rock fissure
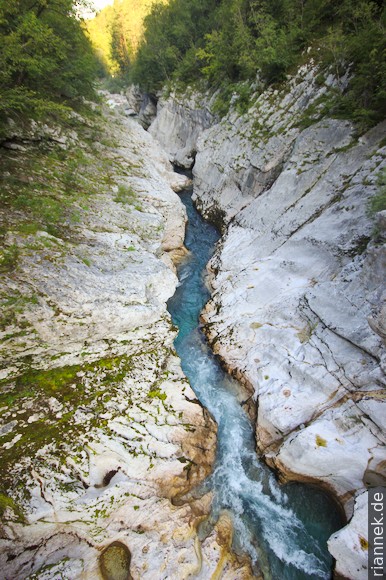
[304,295,381,363]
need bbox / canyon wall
[148,90,214,169]
[149,62,386,579]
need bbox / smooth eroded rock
[100,542,132,580]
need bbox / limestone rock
[125,86,157,128]
[198,511,256,579]
[125,85,143,114]
[149,90,215,168]
[0,102,224,579]
[328,492,369,580]
[151,62,386,580]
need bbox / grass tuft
[315,434,327,447]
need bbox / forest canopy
[0,0,99,133]
[1,0,384,131]
[86,0,164,78]
[129,0,386,125]
[88,0,385,125]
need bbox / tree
[110,10,131,75]
[88,0,385,125]
[131,0,218,91]
[86,0,164,78]
[0,0,98,132]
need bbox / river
[167,183,344,579]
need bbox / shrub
[369,168,386,214]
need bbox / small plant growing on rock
[369,168,386,215]
[113,184,137,204]
[147,388,167,401]
[315,435,327,447]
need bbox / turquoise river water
[167,184,344,579]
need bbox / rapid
[167,183,344,579]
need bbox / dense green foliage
[87,0,162,79]
[0,0,99,133]
[130,0,385,125]
[130,0,218,90]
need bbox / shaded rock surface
[125,85,157,129]
[150,63,386,579]
[0,102,248,578]
[149,90,215,168]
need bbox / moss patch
[0,290,38,331]
[0,244,19,273]
[0,492,25,522]
[315,435,327,447]
[0,342,178,508]
[147,388,167,401]
[0,353,136,491]
[113,184,138,205]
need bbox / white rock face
[328,491,369,579]
[149,90,215,168]
[0,103,254,579]
[192,64,340,225]
[150,64,386,579]
[195,103,386,509]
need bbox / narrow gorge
[1,0,385,578]
[168,175,344,579]
[0,65,385,580]
[147,60,386,579]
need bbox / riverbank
[0,101,226,578]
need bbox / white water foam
[168,188,341,579]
